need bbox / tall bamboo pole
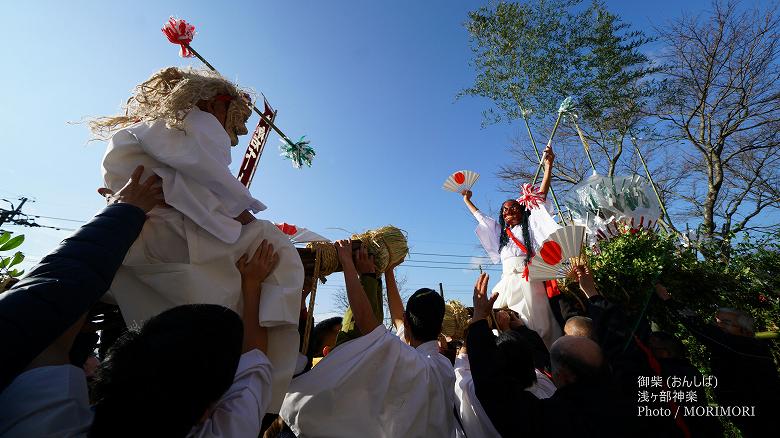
[571,116,597,174]
[521,112,567,225]
[629,135,676,233]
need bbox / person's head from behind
[495,330,537,390]
[307,316,342,359]
[549,335,604,389]
[90,304,243,437]
[715,307,754,337]
[403,288,445,346]
[648,331,686,360]
[564,316,595,340]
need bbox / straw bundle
[441,300,471,341]
[350,225,408,273]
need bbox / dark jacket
[0,203,145,390]
[466,319,634,437]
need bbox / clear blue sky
[1,0,715,320]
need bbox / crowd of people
[0,67,778,438]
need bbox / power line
[406,258,497,266]
[1,198,76,232]
[409,251,491,259]
[30,214,88,223]
[400,264,501,272]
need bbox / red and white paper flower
[162,17,195,58]
[516,183,544,210]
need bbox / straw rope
[300,226,408,352]
[441,300,471,341]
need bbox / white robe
[0,365,92,438]
[472,205,562,348]
[454,354,500,438]
[189,349,273,438]
[101,108,304,412]
[280,325,456,438]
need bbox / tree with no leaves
[656,0,780,259]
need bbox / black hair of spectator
[89,304,243,437]
[495,330,537,390]
[306,316,343,360]
[405,288,445,343]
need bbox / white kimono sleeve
[471,210,501,264]
[134,109,265,218]
[527,197,562,250]
[188,349,273,438]
[454,354,500,438]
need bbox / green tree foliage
[0,231,25,290]
[588,228,779,369]
[463,0,661,180]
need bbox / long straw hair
[88,66,250,140]
[498,200,533,265]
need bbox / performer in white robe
[280,242,455,438]
[93,67,304,412]
[461,146,562,348]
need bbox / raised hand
[472,273,498,322]
[496,309,511,332]
[542,145,555,168]
[97,165,164,213]
[354,247,376,274]
[574,265,598,297]
[335,240,356,272]
[236,240,279,291]
[462,189,473,202]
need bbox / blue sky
[1,0,717,320]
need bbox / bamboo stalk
[571,116,597,174]
[629,136,676,233]
[532,111,566,185]
[521,113,567,225]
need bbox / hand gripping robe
[472,200,562,348]
[280,325,456,438]
[101,107,304,412]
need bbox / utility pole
[0,197,28,228]
[438,282,444,300]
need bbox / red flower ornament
[516,183,544,210]
[162,17,195,58]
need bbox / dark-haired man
[280,240,455,437]
[468,273,633,437]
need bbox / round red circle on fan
[454,172,465,184]
[540,241,562,265]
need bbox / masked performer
[461,145,562,348]
[91,67,304,412]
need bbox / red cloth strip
[505,227,531,280]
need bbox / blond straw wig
[90,66,252,145]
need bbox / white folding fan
[527,225,587,281]
[442,170,480,192]
[275,222,330,244]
